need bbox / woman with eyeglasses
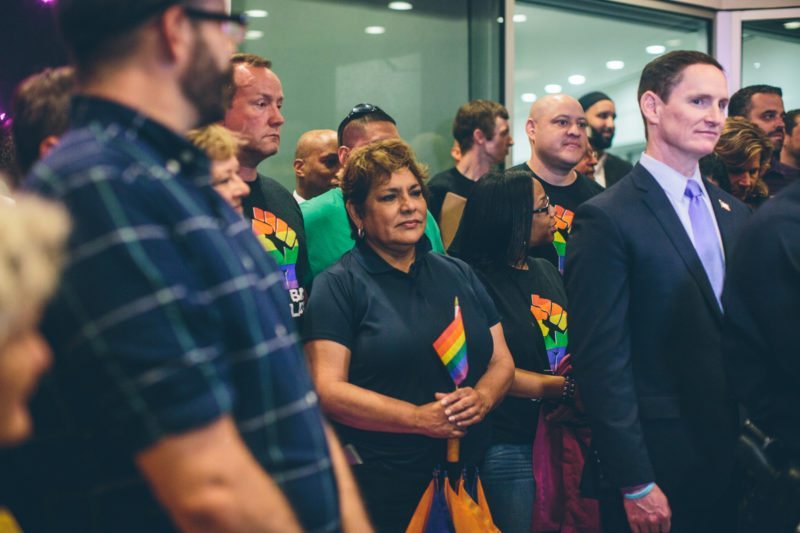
[457,169,593,533]
[303,139,514,531]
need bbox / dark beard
[180,33,232,127]
[589,126,613,151]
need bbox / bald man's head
[293,129,340,201]
[525,94,587,174]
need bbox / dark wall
[1,0,68,118]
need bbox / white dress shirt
[639,152,725,257]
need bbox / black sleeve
[565,201,655,488]
[302,269,357,349]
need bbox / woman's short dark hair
[458,169,533,268]
[340,138,429,239]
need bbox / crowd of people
[0,0,799,532]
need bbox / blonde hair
[186,125,242,162]
[715,117,772,198]
[0,196,70,346]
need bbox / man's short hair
[783,109,800,136]
[187,124,243,162]
[226,53,273,107]
[337,103,396,147]
[56,0,181,79]
[452,100,509,153]
[638,50,723,104]
[12,67,76,176]
[728,85,783,118]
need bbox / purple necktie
[684,180,724,307]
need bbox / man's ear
[38,135,60,160]
[293,158,305,177]
[640,90,660,127]
[525,118,536,142]
[158,4,193,63]
[338,146,350,166]
[473,128,487,146]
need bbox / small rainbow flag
[433,297,468,386]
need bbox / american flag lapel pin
[718,199,731,212]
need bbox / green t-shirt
[301,188,445,280]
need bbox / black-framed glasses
[532,195,551,215]
[337,103,395,144]
[184,7,248,44]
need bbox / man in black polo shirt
[223,53,309,321]
[510,94,603,274]
[427,100,512,246]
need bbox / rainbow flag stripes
[433,297,468,386]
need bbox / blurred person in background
[575,143,599,182]
[0,197,68,445]
[292,129,340,203]
[11,67,76,180]
[707,117,772,210]
[187,124,250,215]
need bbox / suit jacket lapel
[632,165,723,321]
[704,183,737,264]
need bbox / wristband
[561,375,576,403]
[623,482,655,500]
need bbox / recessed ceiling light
[754,62,761,69]
[784,21,800,29]
[513,14,527,23]
[521,93,537,103]
[388,1,413,10]
[646,45,666,54]
[245,30,264,40]
[568,75,586,85]
[496,16,504,23]
[666,38,681,47]
[0,113,5,121]
[365,26,386,35]
[606,60,625,70]
[544,84,562,94]
[245,9,268,18]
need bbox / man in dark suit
[566,51,750,532]
[578,91,633,188]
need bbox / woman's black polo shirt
[304,237,500,473]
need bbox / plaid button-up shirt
[20,96,340,532]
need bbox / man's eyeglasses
[532,195,551,215]
[184,7,248,44]
[337,103,395,145]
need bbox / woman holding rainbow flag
[303,139,514,531]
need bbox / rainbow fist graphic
[251,207,300,289]
[552,204,575,274]
[530,294,568,371]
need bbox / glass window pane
[742,19,800,110]
[232,0,498,189]
[512,0,709,166]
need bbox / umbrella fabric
[406,469,500,533]
[448,474,500,532]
